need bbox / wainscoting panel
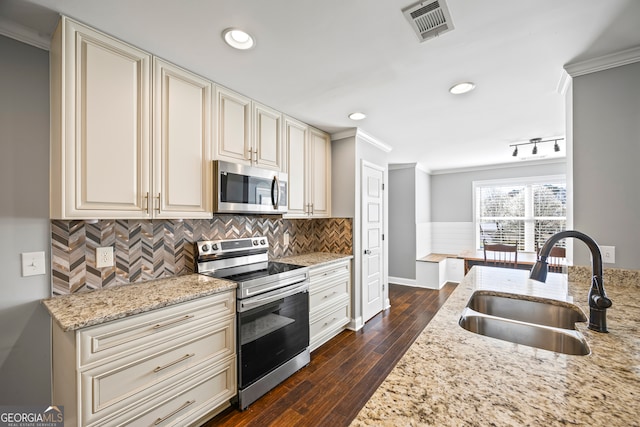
[51,216,353,295]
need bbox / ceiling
[3,0,640,172]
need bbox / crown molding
[430,157,566,176]
[556,69,571,96]
[0,18,51,51]
[331,128,393,153]
[389,162,430,173]
[564,45,640,77]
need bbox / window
[474,176,566,252]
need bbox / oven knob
[253,240,258,246]
[212,243,219,251]
[260,239,266,245]
[201,244,209,252]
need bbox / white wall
[332,131,390,329]
[389,166,416,279]
[0,35,52,404]
[572,61,640,269]
[430,161,567,253]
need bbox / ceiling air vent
[402,0,454,42]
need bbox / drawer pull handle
[152,315,195,330]
[153,400,195,425]
[153,353,195,373]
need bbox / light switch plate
[21,251,46,277]
[600,246,615,264]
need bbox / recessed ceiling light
[222,28,255,50]
[449,82,476,95]
[348,112,366,121]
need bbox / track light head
[509,137,564,158]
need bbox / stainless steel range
[195,236,310,409]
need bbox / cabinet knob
[364,249,371,255]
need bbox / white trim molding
[331,127,393,153]
[388,276,417,287]
[564,45,640,77]
[0,18,51,51]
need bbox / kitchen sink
[466,292,587,329]
[459,308,591,356]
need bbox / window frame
[472,175,567,252]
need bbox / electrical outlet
[600,246,615,264]
[96,247,114,268]
[283,232,290,247]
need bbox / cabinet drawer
[80,318,234,425]
[309,277,350,314]
[78,291,234,367]
[309,298,350,340]
[96,356,236,427]
[309,261,350,287]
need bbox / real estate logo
[0,406,64,427]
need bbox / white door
[361,161,385,323]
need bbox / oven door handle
[239,281,308,312]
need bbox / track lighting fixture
[509,137,563,157]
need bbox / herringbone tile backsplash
[51,216,353,295]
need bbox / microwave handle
[271,175,280,209]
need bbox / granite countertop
[43,274,236,332]
[352,266,640,426]
[275,252,353,267]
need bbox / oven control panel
[197,236,269,256]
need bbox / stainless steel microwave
[213,160,288,214]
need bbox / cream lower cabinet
[52,291,236,427]
[284,117,331,217]
[50,17,212,219]
[308,260,351,351]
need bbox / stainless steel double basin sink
[459,291,590,355]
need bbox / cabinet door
[54,17,151,218]
[153,58,212,218]
[284,116,308,217]
[215,86,251,165]
[253,102,282,170]
[308,127,331,217]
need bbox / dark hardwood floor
[203,282,457,427]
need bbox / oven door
[237,281,309,389]
[214,160,288,214]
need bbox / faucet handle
[592,294,613,309]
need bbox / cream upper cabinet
[153,58,212,218]
[50,16,152,218]
[284,117,308,216]
[252,101,282,170]
[50,17,213,219]
[308,127,331,217]
[215,86,282,171]
[284,117,331,218]
[215,86,252,165]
